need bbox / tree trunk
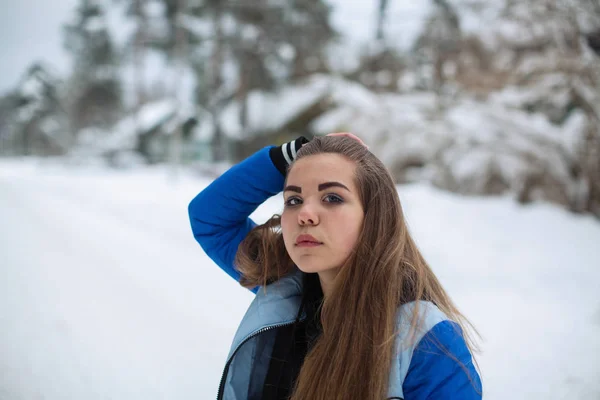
[133,0,146,160]
[169,0,188,174]
[376,0,389,41]
[211,5,226,162]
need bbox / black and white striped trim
[269,136,309,176]
[281,141,298,165]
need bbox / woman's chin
[295,264,321,274]
[296,263,328,274]
[294,262,338,275]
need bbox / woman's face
[281,154,365,281]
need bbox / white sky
[0,0,78,94]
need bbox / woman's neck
[317,268,340,298]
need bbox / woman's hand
[326,132,369,149]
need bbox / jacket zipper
[216,321,405,400]
[216,321,297,400]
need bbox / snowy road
[0,165,255,399]
[1,160,599,399]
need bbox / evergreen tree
[413,0,462,93]
[63,0,123,133]
[0,63,68,156]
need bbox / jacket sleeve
[403,320,482,400]
[188,138,308,291]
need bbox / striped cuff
[269,136,310,176]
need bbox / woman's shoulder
[389,301,451,388]
[390,301,482,399]
[395,300,449,341]
[394,300,470,366]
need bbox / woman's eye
[323,194,343,204]
[285,197,302,207]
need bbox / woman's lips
[296,241,322,248]
[295,234,323,247]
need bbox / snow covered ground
[1,158,599,400]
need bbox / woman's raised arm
[188,138,307,287]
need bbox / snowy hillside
[1,159,599,399]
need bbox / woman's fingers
[325,132,368,149]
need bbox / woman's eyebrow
[318,182,350,192]
[283,185,302,193]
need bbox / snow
[103,0,136,51]
[323,0,432,73]
[449,0,503,36]
[75,99,178,155]
[179,14,214,39]
[194,75,332,140]
[326,0,431,51]
[20,74,45,100]
[561,110,588,157]
[137,100,178,132]
[1,159,599,400]
[2,3,599,396]
[85,16,106,33]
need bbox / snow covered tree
[63,0,123,133]
[0,63,69,156]
[398,0,600,216]
[143,0,336,160]
[201,0,334,156]
[413,0,462,94]
[490,0,600,216]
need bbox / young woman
[188,133,482,400]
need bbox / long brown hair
[235,136,480,400]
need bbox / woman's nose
[298,206,319,226]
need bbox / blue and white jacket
[188,144,482,400]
